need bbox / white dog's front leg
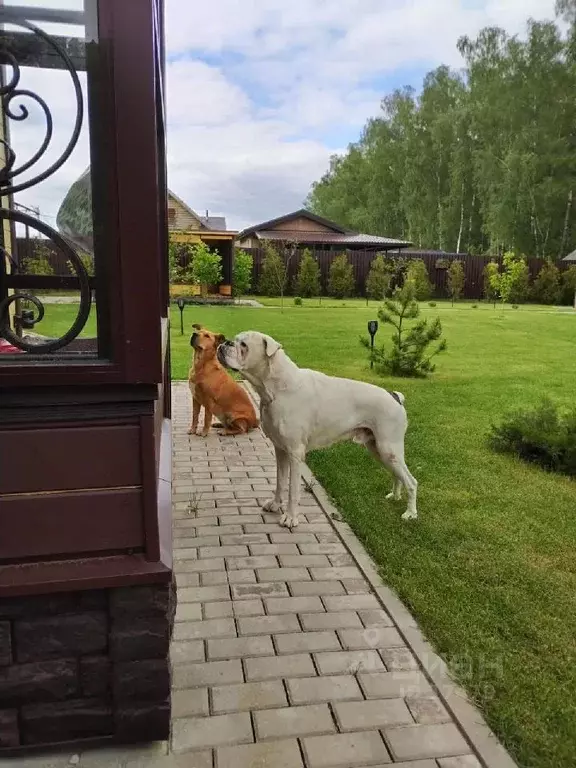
[263,446,288,514]
[280,453,302,529]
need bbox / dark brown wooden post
[0,0,174,751]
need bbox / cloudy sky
[9,0,558,233]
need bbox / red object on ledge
[0,339,23,354]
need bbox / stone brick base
[0,580,175,750]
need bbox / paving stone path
[15,383,516,768]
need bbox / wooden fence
[241,247,569,300]
[16,238,571,301]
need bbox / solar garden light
[367,320,378,369]
[176,297,186,335]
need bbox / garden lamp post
[368,320,378,369]
[177,297,186,335]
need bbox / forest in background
[307,1,576,260]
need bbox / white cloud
[4,0,559,233]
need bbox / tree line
[307,2,576,260]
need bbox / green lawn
[37,299,575,768]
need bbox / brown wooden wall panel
[0,424,141,494]
[0,488,144,561]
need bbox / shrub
[360,281,447,377]
[189,242,222,294]
[483,260,500,305]
[233,248,253,296]
[472,303,478,308]
[405,258,431,300]
[560,264,576,305]
[258,242,289,298]
[294,296,303,306]
[428,302,437,307]
[365,254,393,301]
[512,304,519,309]
[532,260,560,305]
[328,254,355,298]
[447,260,465,304]
[24,242,54,277]
[500,251,530,304]
[294,249,321,297]
[489,399,576,477]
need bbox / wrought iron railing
[0,10,92,354]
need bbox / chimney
[205,209,209,218]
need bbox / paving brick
[406,695,452,724]
[384,724,470,761]
[310,567,361,581]
[195,525,242,536]
[174,548,198,561]
[279,555,331,568]
[201,571,232,586]
[176,573,201,588]
[255,703,334,740]
[299,543,347,555]
[178,585,230,603]
[245,654,316,681]
[227,570,258,584]
[172,618,236,641]
[322,595,380,612]
[172,660,244,689]
[172,712,252,752]
[274,631,341,655]
[256,568,311,582]
[437,757,482,768]
[174,536,219,549]
[328,554,356,567]
[287,674,362,704]
[212,680,287,714]
[300,612,362,631]
[199,545,249,558]
[380,647,420,671]
[250,543,300,555]
[217,739,304,768]
[302,731,391,767]
[231,582,289,600]
[170,640,205,665]
[315,650,385,675]
[265,596,324,614]
[270,533,317,544]
[227,555,278,570]
[178,558,225,573]
[175,603,203,622]
[359,609,394,627]
[334,698,413,730]
[203,601,234,618]
[220,533,269,545]
[289,581,346,596]
[208,635,274,660]
[342,579,371,594]
[238,614,300,636]
[358,671,432,700]
[337,627,404,650]
[171,688,209,718]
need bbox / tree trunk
[456,181,465,253]
[559,188,573,259]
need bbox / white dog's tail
[391,391,405,407]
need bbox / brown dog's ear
[215,334,226,345]
[192,323,202,330]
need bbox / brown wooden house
[237,209,411,252]
[168,190,236,296]
[0,0,174,752]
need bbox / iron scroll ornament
[0,209,91,354]
[0,14,91,353]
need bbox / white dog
[217,331,418,529]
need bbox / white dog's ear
[263,335,282,357]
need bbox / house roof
[563,249,576,261]
[168,190,227,231]
[253,230,410,247]
[237,209,410,248]
[238,209,349,239]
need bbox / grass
[38,298,576,768]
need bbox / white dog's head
[217,331,282,376]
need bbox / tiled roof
[253,230,410,247]
[199,216,227,231]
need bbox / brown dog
[188,324,259,436]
